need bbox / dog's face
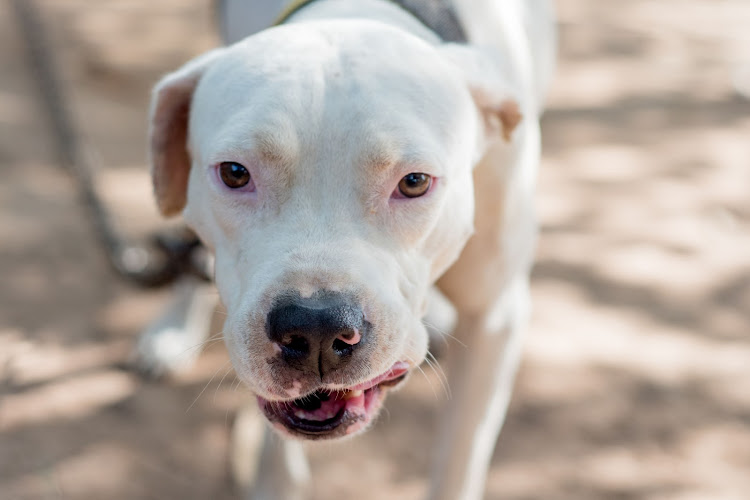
[150,21,519,439]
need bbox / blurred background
[1,1,749,499]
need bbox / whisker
[422,356,448,400]
[425,350,451,400]
[213,364,235,403]
[425,350,448,382]
[231,376,244,393]
[422,319,466,349]
[403,353,439,401]
[186,360,231,413]
[380,405,391,424]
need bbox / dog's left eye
[219,161,253,189]
[396,173,432,198]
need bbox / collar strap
[275,0,466,42]
[274,0,317,25]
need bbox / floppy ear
[149,49,225,216]
[440,44,522,143]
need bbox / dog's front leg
[427,277,530,500]
[428,128,538,499]
[133,277,218,377]
[250,432,310,500]
[234,403,311,500]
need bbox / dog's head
[149,21,520,439]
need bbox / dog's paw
[130,325,203,378]
[130,279,218,378]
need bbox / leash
[10,0,211,288]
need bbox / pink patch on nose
[336,328,361,346]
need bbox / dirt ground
[1,1,749,499]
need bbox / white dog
[141,0,555,498]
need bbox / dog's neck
[280,0,466,43]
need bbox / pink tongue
[286,362,408,422]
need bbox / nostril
[332,338,354,356]
[331,328,361,356]
[280,335,309,357]
[336,328,361,346]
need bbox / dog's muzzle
[258,290,410,438]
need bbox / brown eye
[397,173,432,198]
[219,161,251,188]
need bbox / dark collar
[276,0,466,42]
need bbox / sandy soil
[1,1,749,499]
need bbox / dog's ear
[440,44,523,143]
[149,49,225,216]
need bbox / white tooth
[348,390,363,398]
[295,410,307,419]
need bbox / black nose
[267,292,366,377]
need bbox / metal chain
[10,0,211,287]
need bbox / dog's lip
[335,360,410,392]
[256,361,410,439]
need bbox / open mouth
[257,361,409,439]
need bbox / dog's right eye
[219,161,253,189]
